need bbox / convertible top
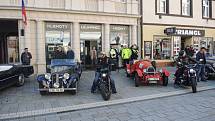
[51,59,77,66]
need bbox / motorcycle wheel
[134,73,140,87]
[191,78,197,93]
[163,75,168,86]
[39,83,47,95]
[100,82,111,101]
[204,69,209,80]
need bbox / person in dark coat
[53,46,66,59]
[21,48,32,65]
[67,46,75,59]
[130,44,139,61]
[196,47,207,82]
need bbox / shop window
[153,36,171,60]
[193,37,213,57]
[110,25,129,46]
[7,36,19,63]
[144,41,152,59]
[45,22,71,72]
[182,0,192,16]
[173,36,181,56]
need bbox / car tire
[39,83,47,95]
[70,80,78,95]
[16,74,25,87]
[134,73,140,87]
[163,75,168,86]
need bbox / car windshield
[50,59,76,73]
[0,65,13,72]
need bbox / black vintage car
[37,59,82,95]
[0,64,34,90]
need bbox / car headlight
[63,73,70,80]
[189,69,195,73]
[143,69,147,73]
[45,73,51,80]
[102,73,107,77]
[159,69,163,73]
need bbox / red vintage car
[126,60,170,87]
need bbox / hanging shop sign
[164,27,205,36]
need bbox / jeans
[197,64,206,81]
[91,71,117,93]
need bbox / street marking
[0,86,215,120]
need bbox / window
[203,0,210,18]
[193,37,213,57]
[157,0,167,14]
[153,36,171,60]
[182,0,192,16]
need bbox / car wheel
[16,74,25,87]
[163,75,168,86]
[39,83,47,95]
[134,73,140,87]
[70,80,78,95]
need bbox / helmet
[179,50,186,57]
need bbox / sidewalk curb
[0,86,215,120]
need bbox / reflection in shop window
[193,37,213,57]
[153,36,171,60]
[7,36,19,63]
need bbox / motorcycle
[174,58,198,93]
[97,67,112,101]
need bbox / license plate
[149,81,157,84]
[49,88,64,92]
[148,78,159,81]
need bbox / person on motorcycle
[91,52,117,94]
[196,47,207,82]
[174,50,197,85]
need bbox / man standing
[21,48,32,65]
[109,46,119,71]
[121,45,132,68]
[196,47,207,82]
[91,47,97,67]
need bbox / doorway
[0,20,19,64]
[80,40,98,69]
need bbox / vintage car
[0,64,34,90]
[126,60,170,87]
[37,59,82,95]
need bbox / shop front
[142,25,215,66]
[45,22,71,72]
[80,24,102,69]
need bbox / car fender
[136,69,143,77]
[37,74,45,82]
[162,68,170,77]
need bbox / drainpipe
[139,0,143,59]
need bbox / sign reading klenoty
[46,23,71,31]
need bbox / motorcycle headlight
[102,73,107,77]
[45,73,51,80]
[63,73,70,80]
[189,69,195,73]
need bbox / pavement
[1,67,215,120]
[3,89,215,121]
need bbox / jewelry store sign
[164,27,205,36]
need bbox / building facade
[0,0,139,73]
[142,0,215,65]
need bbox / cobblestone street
[5,89,215,121]
[1,67,215,117]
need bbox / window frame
[202,0,212,18]
[156,0,169,14]
[181,0,193,16]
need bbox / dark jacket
[21,52,32,65]
[97,56,109,68]
[53,50,66,59]
[130,48,138,60]
[67,50,75,59]
[196,51,206,64]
